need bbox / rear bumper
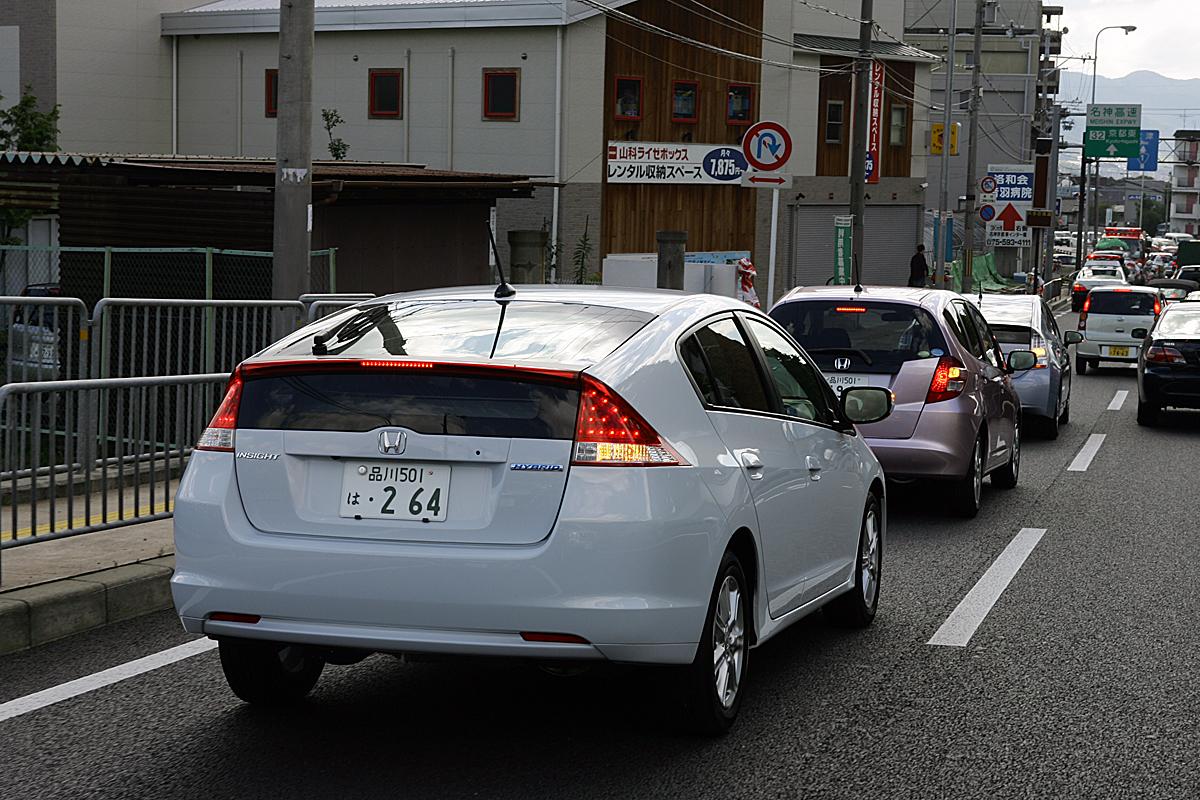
[1141,369,1200,409]
[172,452,724,666]
[1077,338,1140,362]
[866,401,978,479]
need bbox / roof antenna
[487,225,516,300]
[853,253,864,294]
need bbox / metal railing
[90,298,305,378]
[1,296,90,384]
[0,374,229,549]
[300,293,376,323]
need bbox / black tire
[683,551,750,735]
[1137,399,1160,427]
[991,418,1020,489]
[824,494,883,628]
[1075,355,1088,375]
[952,435,986,518]
[1041,401,1060,439]
[218,639,324,706]
[1059,398,1071,425]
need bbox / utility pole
[935,0,959,288]
[848,0,874,284]
[962,0,985,294]
[272,0,315,334]
[1075,153,1088,274]
[1045,104,1062,286]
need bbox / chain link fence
[0,246,338,308]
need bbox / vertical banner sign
[834,215,854,285]
[866,61,885,185]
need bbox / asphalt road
[3,309,1197,800]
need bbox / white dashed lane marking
[1067,433,1107,472]
[928,528,1048,647]
[1108,390,1129,411]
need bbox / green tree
[321,108,349,161]
[0,86,61,244]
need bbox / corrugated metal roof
[792,34,938,63]
[164,0,632,34]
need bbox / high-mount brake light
[1113,288,1133,293]
[196,370,244,452]
[359,360,435,369]
[835,306,868,313]
[572,376,686,466]
[926,356,967,404]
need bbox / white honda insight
[173,285,892,733]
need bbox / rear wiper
[806,346,874,366]
[312,305,390,355]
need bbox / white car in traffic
[1076,285,1161,374]
[173,286,893,733]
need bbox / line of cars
[173,281,1068,735]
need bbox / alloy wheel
[712,575,745,710]
[861,508,880,606]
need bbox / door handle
[740,451,764,480]
[806,454,822,480]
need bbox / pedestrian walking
[908,245,929,288]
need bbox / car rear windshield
[273,300,653,366]
[1088,292,1157,315]
[1156,310,1200,337]
[989,324,1033,346]
[1178,268,1200,282]
[238,372,580,438]
[1083,268,1120,278]
[770,301,949,374]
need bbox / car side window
[949,301,985,359]
[743,317,835,425]
[964,304,1003,368]
[1042,302,1061,340]
[684,318,772,413]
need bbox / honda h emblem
[834,357,852,371]
[379,430,407,455]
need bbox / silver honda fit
[770,286,1036,517]
[173,286,892,733]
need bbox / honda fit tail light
[197,370,244,452]
[926,356,967,404]
[572,376,686,466]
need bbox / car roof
[370,284,746,316]
[966,294,1037,326]
[774,285,951,309]
[1087,284,1159,294]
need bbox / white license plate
[339,461,450,522]
[825,374,870,394]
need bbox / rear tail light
[926,356,967,404]
[1147,345,1186,364]
[196,370,244,452]
[1030,332,1049,369]
[1079,295,1091,330]
[572,376,686,466]
[1154,297,1162,316]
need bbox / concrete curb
[0,556,175,655]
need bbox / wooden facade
[601,0,763,257]
[816,56,914,179]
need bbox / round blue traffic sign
[979,204,996,223]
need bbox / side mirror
[840,387,893,426]
[1131,328,1148,339]
[1063,330,1084,346]
[1007,350,1037,371]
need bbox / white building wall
[176,27,558,176]
[55,0,193,153]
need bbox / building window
[614,76,643,121]
[889,105,908,147]
[671,80,699,123]
[369,69,403,119]
[825,100,844,143]
[265,69,278,118]
[483,69,520,120]
[727,83,753,125]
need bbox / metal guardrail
[0,373,229,550]
[90,298,305,378]
[1,296,90,384]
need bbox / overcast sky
[1059,0,1199,80]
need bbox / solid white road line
[928,528,1047,648]
[1067,433,1107,472]
[1108,390,1129,411]
[0,638,216,724]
